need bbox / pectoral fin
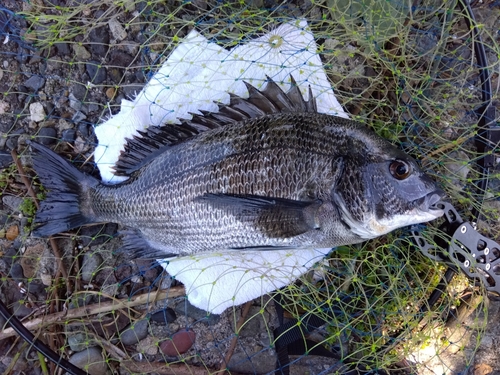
[196,193,322,238]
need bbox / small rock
[9,263,25,280]
[119,41,139,56]
[68,92,84,112]
[6,225,19,241]
[81,251,103,283]
[55,42,70,55]
[105,87,116,100]
[67,332,97,352]
[57,118,74,132]
[89,26,110,57]
[61,128,76,143]
[107,67,122,84]
[123,0,135,12]
[86,61,107,84]
[71,83,87,101]
[160,329,196,356]
[0,151,12,168]
[36,127,57,145]
[68,347,108,375]
[109,18,127,42]
[175,301,219,324]
[473,363,493,375]
[72,111,87,124]
[72,44,91,60]
[228,347,276,374]
[136,336,158,356]
[2,196,23,212]
[46,56,63,73]
[120,319,149,345]
[77,123,91,138]
[40,273,52,286]
[0,100,9,115]
[11,301,33,318]
[149,308,177,325]
[74,136,90,153]
[24,75,45,92]
[16,46,29,64]
[20,243,45,279]
[29,102,46,122]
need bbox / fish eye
[389,160,411,180]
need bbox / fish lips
[417,189,446,218]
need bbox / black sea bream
[31,77,444,257]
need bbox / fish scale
[31,77,444,258]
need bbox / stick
[0,287,185,340]
[218,301,253,373]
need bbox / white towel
[94,19,347,314]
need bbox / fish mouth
[418,189,446,217]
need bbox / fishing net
[0,0,499,374]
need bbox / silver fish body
[31,78,444,257]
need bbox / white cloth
[94,19,347,314]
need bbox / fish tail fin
[30,142,99,237]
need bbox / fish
[30,76,444,258]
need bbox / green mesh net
[0,0,499,374]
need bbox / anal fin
[119,229,178,259]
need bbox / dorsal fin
[113,75,318,176]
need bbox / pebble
[120,319,149,345]
[2,196,23,212]
[71,83,87,101]
[68,92,84,112]
[24,75,45,92]
[6,225,19,241]
[67,332,97,352]
[86,61,107,84]
[20,243,45,278]
[107,67,122,84]
[109,18,127,42]
[0,100,9,115]
[149,308,177,325]
[72,44,91,60]
[123,0,136,12]
[0,150,12,168]
[16,46,29,64]
[56,118,74,132]
[136,336,158,356]
[77,123,91,138]
[61,128,76,142]
[29,102,46,122]
[228,347,276,373]
[9,263,24,281]
[175,300,219,325]
[55,42,70,56]
[72,111,87,124]
[105,87,116,100]
[11,301,33,318]
[69,347,108,375]
[81,251,103,283]
[36,127,57,145]
[160,329,196,356]
[74,135,90,153]
[119,41,140,56]
[89,26,110,57]
[5,129,25,150]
